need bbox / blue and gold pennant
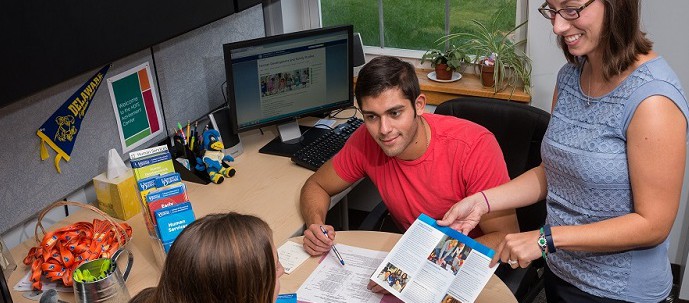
[37,65,110,173]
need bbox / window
[321,0,518,51]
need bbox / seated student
[129,212,285,303]
[299,56,519,260]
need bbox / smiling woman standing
[439,0,689,302]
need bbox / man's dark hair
[355,56,420,108]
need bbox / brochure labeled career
[370,214,497,303]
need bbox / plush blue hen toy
[195,129,236,184]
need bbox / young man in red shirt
[300,56,518,260]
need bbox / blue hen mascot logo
[195,129,236,184]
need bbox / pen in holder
[164,136,211,185]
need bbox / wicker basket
[23,201,132,290]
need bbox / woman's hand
[490,230,542,269]
[437,193,490,234]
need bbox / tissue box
[93,169,141,220]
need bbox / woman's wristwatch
[538,227,547,259]
[543,224,556,254]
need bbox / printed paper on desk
[370,214,497,303]
[297,243,396,303]
[278,241,311,274]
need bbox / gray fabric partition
[154,5,265,133]
[0,5,264,233]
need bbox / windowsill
[363,46,425,59]
[358,47,531,103]
[415,68,530,103]
[362,46,430,70]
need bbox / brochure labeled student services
[370,214,497,303]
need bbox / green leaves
[434,6,532,95]
[421,46,470,71]
[73,259,112,283]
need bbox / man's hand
[302,224,335,256]
[366,279,390,294]
[436,193,489,234]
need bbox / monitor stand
[258,120,330,158]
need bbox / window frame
[265,0,528,62]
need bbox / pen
[192,121,199,152]
[186,120,191,139]
[189,132,195,151]
[319,226,345,266]
[178,127,187,146]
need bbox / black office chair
[358,96,550,302]
[433,97,550,302]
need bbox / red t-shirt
[333,113,509,237]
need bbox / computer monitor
[223,25,353,157]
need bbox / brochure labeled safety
[370,214,497,303]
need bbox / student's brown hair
[129,213,276,303]
[355,56,420,111]
[559,0,652,80]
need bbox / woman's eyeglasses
[538,0,595,20]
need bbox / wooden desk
[280,231,517,303]
[7,121,353,303]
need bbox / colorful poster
[107,62,163,152]
[37,65,110,173]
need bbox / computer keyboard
[291,117,364,171]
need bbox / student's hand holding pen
[302,223,336,256]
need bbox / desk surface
[8,121,335,303]
[280,231,517,303]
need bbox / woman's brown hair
[129,212,276,303]
[559,0,652,80]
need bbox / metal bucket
[73,249,133,303]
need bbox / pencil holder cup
[73,249,133,303]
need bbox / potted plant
[420,46,469,80]
[438,9,531,94]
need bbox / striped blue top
[542,56,688,302]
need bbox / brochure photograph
[370,214,497,303]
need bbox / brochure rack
[129,145,196,267]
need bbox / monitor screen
[223,25,353,137]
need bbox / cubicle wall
[0,5,265,234]
[153,9,265,132]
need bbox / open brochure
[370,214,497,303]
